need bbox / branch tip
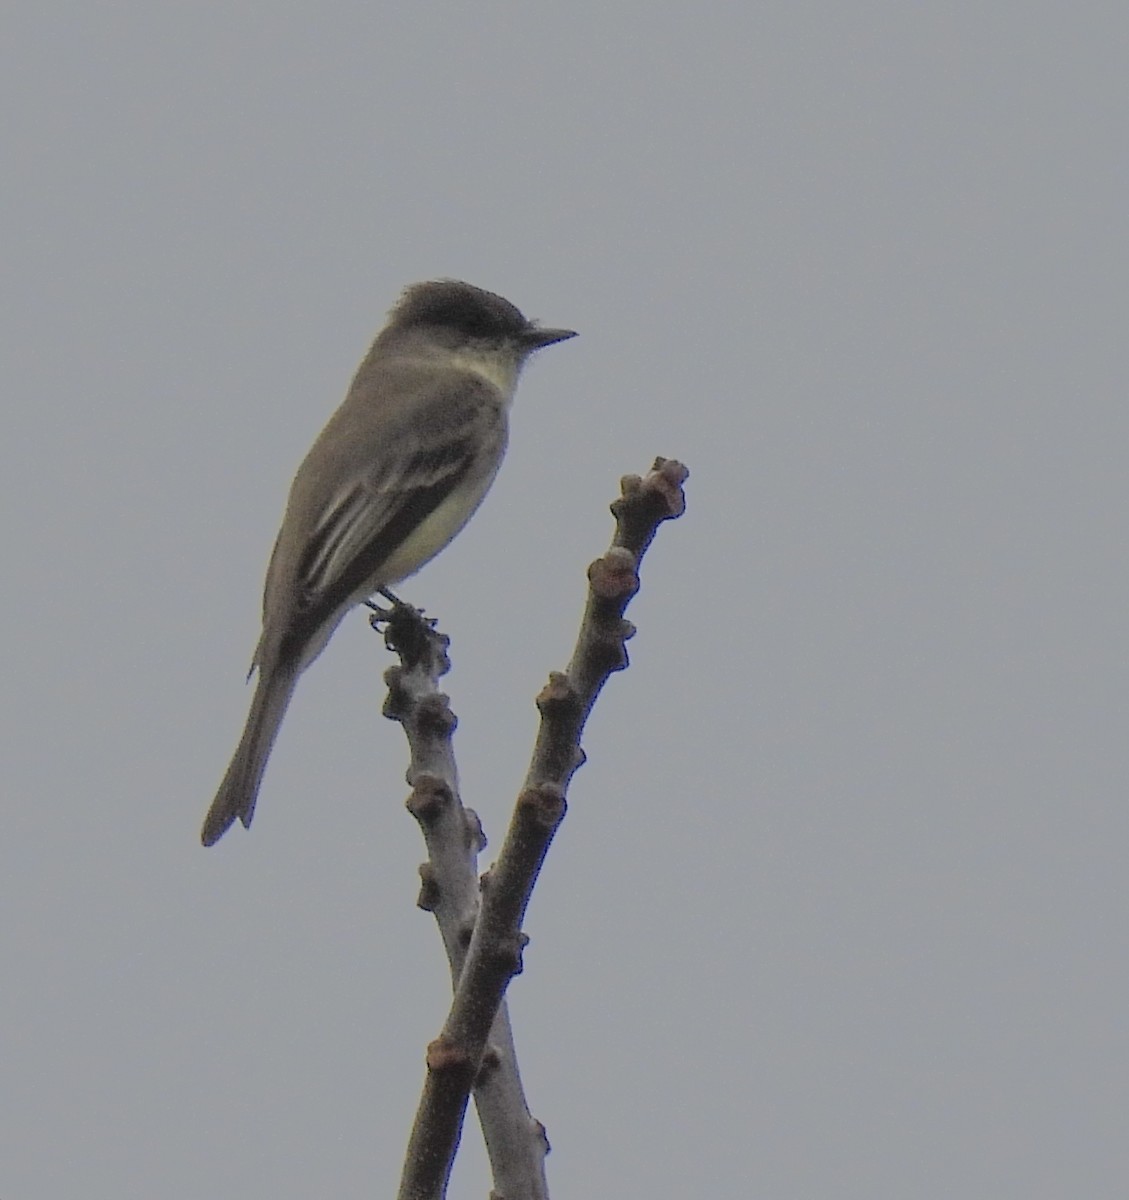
[611,457,689,525]
[649,456,691,510]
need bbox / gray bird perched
[201,280,576,846]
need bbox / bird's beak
[522,326,578,350]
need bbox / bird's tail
[201,663,298,846]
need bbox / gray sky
[3,4,1126,1197]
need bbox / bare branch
[377,604,550,1200]
[397,458,689,1200]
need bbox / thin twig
[377,603,550,1200]
[397,458,689,1200]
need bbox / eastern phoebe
[201,280,576,846]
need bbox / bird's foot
[366,592,440,664]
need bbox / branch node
[416,862,440,912]
[416,691,457,736]
[464,807,487,853]
[588,625,631,673]
[518,784,567,830]
[426,1036,476,1080]
[535,672,580,718]
[495,931,530,976]
[382,664,409,720]
[405,775,453,826]
[588,547,640,601]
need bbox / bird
[201,280,576,845]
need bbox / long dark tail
[201,663,298,846]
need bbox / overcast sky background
[3,4,1126,1197]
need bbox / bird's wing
[271,371,505,634]
[296,436,474,607]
